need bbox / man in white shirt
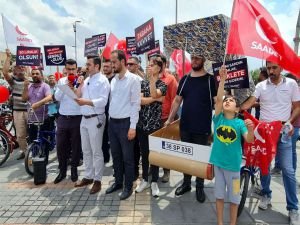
[54,59,82,184]
[242,61,300,225]
[74,55,110,194]
[105,50,141,200]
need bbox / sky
[0,0,299,74]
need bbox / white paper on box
[149,136,212,163]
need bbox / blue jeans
[274,127,299,171]
[261,137,298,210]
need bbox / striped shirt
[11,76,27,111]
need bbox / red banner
[227,0,300,77]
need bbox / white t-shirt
[254,77,300,122]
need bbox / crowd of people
[1,48,300,225]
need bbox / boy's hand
[219,65,227,81]
[244,119,254,131]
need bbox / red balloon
[0,86,10,103]
[54,72,62,81]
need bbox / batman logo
[216,125,237,144]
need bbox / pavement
[0,147,299,225]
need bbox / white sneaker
[151,182,160,197]
[258,196,272,210]
[135,179,149,193]
[289,209,300,225]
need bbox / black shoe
[119,189,133,200]
[54,172,66,184]
[106,183,123,194]
[71,167,78,182]
[175,183,191,196]
[196,187,206,203]
[17,152,25,160]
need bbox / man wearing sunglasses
[3,49,28,160]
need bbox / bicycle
[24,106,56,176]
[0,104,18,166]
[238,155,261,217]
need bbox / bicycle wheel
[238,170,250,217]
[25,143,43,176]
[0,130,11,166]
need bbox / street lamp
[73,20,81,62]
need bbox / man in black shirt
[165,53,217,203]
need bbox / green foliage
[251,69,260,84]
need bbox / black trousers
[109,118,135,190]
[102,113,110,163]
[180,130,210,188]
[56,115,82,172]
[137,127,159,182]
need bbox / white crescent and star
[255,15,277,44]
[254,123,266,143]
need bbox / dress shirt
[55,77,81,115]
[254,76,300,122]
[109,70,141,129]
[80,72,110,115]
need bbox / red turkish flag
[102,32,119,60]
[242,111,282,175]
[227,0,300,77]
[170,49,191,79]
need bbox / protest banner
[92,33,106,47]
[212,58,249,89]
[44,45,66,66]
[16,46,41,66]
[135,18,155,54]
[84,36,98,56]
[126,37,137,55]
[148,40,160,58]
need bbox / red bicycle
[0,104,18,166]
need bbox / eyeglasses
[127,63,137,66]
[31,73,40,75]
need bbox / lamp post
[73,20,81,61]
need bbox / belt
[60,115,81,119]
[83,114,99,119]
[110,117,130,122]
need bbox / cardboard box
[149,120,214,180]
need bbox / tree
[251,68,260,84]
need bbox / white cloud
[0,0,299,73]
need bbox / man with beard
[165,53,217,203]
[241,61,300,224]
[74,55,110,194]
[3,49,28,160]
[54,59,82,184]
[105,50,141,200]
[102,59,114,163]
[22,69,53,162]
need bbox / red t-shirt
[159,72,178,120]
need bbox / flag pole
[223,0,237,65]
[1,14,8,48]
[182,37,187,76]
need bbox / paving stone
[76,217,88,223]
[16,217,28,223]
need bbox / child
[209,65,254,225]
